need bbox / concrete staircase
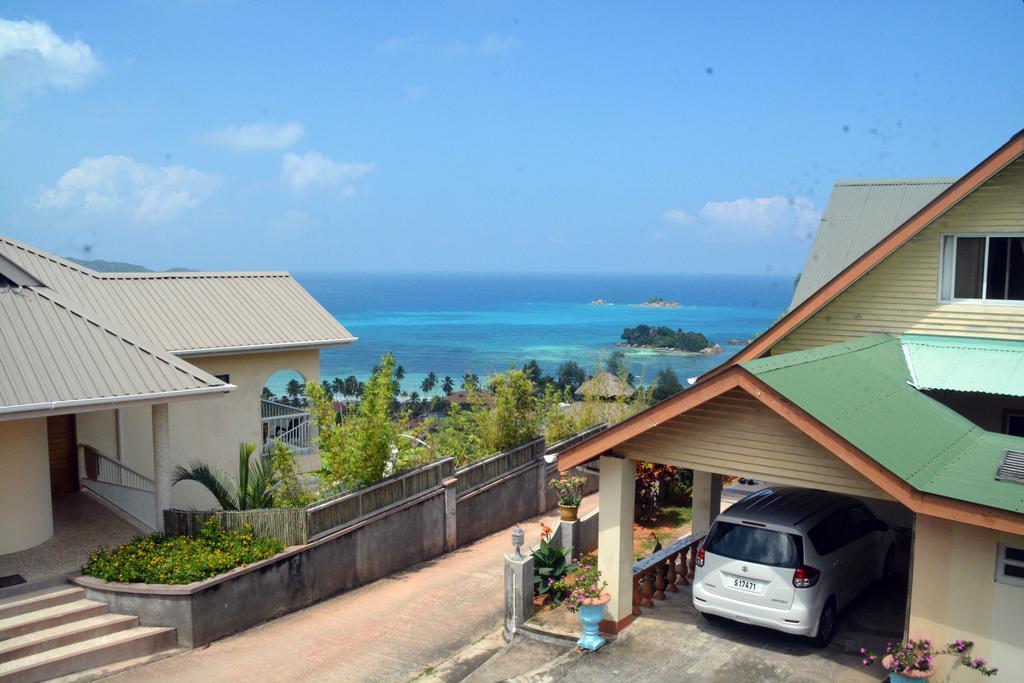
[0,585,176,682]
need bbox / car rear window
[704,522,803,568]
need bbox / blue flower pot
[576,602,607,651]
[889,674,933,683]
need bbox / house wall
[922,390,1024,433]
[909,515,1024,681]
[616,389,891,500]
[775,158,1024,354]
[80,349,320,510]
[0,418,53,554]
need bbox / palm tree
[261,386,274,400]
[462,372,479,391]
[285,378,303,400]
[395,365,406,381]
[332,377,346,398]
[321,379,333,398]
[442,375,455,395]
[171,443,274,510]
[344,375,360,398]
[421,371,438,394]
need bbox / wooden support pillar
[598,454,635,632]
[692,469,723,536]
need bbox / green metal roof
[902,334,1024,397]
[742,335,1024,515]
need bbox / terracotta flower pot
[882,656,935,682]
[576,591,611,651]
[559,504,579,522]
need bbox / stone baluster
[640,569,655,608]
[632,574,642,615]
[665,551,678,592]
[654,560,667,600]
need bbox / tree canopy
[621,325,712,352]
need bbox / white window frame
[996,543,1024,587]
[939,233,1024,305]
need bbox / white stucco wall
[0,418,53,554]
[93,349,320,510]
[909,515,1024,680]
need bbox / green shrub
[270,440,318,507]
[82,518,284,585]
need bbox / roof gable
[708,129,1024,377]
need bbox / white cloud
[662,208,693,225]
[654,196,820,244]
[697,195,820,240]
[479,34,519,55]
[281,151,374,196]
[33,155,219,223]
[0,18,100,96]
[202,121,305,151]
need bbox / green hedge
[83,518,284,585]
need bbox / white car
[692,486,896,646]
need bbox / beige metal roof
[0,236,355,354]
[0,285,230,419]
[790,178,955,310]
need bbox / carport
[557,335,1024,654]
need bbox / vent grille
[996,450,1024,485]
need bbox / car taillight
[695,546,705,567]
[792,565,820,588]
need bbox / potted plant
[861,638,998,681]
[559,558,609,651]
[550,475,587,521]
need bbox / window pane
[1008,237,1024,300]
[1007,415,1024,438]
[704,522,802,568]
[986,237,1009,300]
[954,237,985,299]
[1006,546,1024,563]
[1005,564,1024,580]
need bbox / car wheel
[812,599,836,648]
[880,545,896,582]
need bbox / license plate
[730,577,761,593]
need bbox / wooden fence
[164,508,309,546]
[454,438,544,495]
[305,457,455,540]
[164,425,608,547]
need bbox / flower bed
[82,518,284,585]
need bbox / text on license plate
[731,577,761,593]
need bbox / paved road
[108,497,596,683]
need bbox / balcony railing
[632,532,704,614]
[261,399,311,457]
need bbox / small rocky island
[617,325,725,355]
[633,297,681,308]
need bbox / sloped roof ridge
[30,286,227,389]
[832,177,958,187]
[0,235,290,280]
[905,423,985,487]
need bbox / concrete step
[0,601,107,641]
[0,589,85,621]
[0,626,176,683]
[0,614,138,664]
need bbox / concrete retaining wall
[76,487,446,648]
[456,462,540,547]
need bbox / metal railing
[261,399,310,456]
[81,444,157,529]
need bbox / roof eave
[172,337,358,357]
[0,384,236,422]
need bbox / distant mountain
[67,258,195,273]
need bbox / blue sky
[1,2,1022,274]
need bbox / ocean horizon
[274,271,794,395]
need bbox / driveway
[105,496,597,683]
[458,572,906,682]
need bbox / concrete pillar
[504,552,534,638]
[537,460,551,514]
[443,477,458,552]
[152,403,171,531]
[692,470,723,536]
[597,454,635,630]
[558,519,579,561]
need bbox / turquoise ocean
[282,272,793,395]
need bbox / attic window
[941,235,1024,303]
[995,449,1024,484]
